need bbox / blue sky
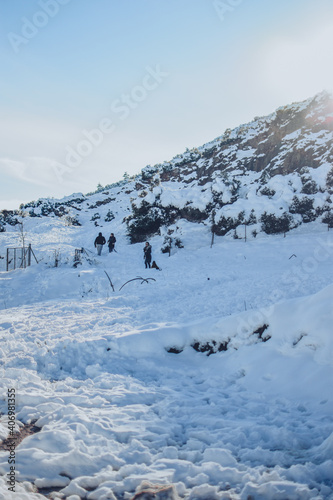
[1,0,333,209]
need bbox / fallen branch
[104,271,115,292]
[119,276,156,291]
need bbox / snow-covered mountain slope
[1,91,333,245]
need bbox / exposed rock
[131,482,180,500]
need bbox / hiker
[143,242,152,268]
[94,232,106,256]
[107,233,116,253]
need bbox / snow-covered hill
[1,91,333,245]
[0,92,333,499]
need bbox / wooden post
[244,224,247,242]
[74,249,81,267]
[14,248,16,270]
[211,231,215,248]
[6,248,9,272]
[211,210,216,248]
[30,247,38,264]
[28,244,32,267]
[22,246,26,268]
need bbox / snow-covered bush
[127,201,163,243]
[161,236,172,254]
[246,209,257,225]
[175,237,184,248]
[91,213,101,226]
[180,205,209,223]
[322,210,333,228]
[259,186,276,198]
[326,167,333,193]
[28,210,41,218]
[104,210,115,222]
[261,211,294,234]
[161,236,184,254]
[301,179,319,194]
[0,209,19,227]
[141,164,159,181]
[214,215,237,236]
[89,197,115,209]
[289,195,317,223]
[214,211,245,236]
[64,214,81,226]
[127,199,180,243]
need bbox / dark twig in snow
[119,276,156,291]
[104,271,115,292]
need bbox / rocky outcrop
[126,92,333,240]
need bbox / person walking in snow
[107,233,116,253]
[94,232,106,256]
[143,242,152,268]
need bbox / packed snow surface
[0,219,333,499]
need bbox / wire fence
[6,244,38,272]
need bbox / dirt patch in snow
[0,420,41,451]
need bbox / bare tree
[17,212,28,267]
[17,221,26,248]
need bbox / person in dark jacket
[107,233,116,253]
[143,242,152,268]
[94,232,106,255]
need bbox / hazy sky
[1,0,333,209]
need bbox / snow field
[0,220,333,499]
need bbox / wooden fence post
[6,245,37,272]
[211,230,215,248]
[28,244,32,267]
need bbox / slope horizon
[1,90,331,211]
